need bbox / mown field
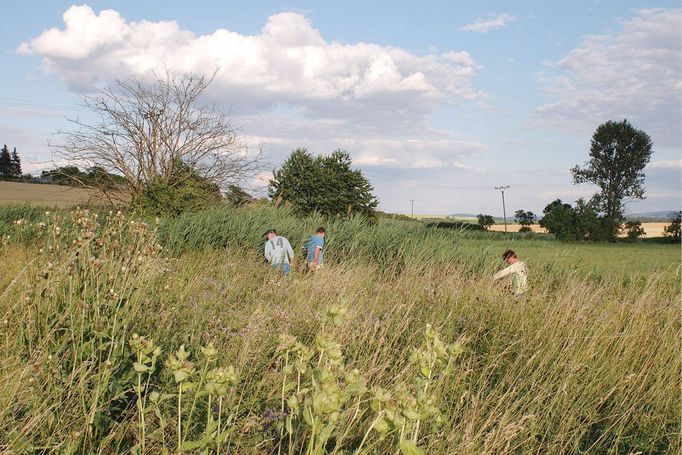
[0,204,680,454]
[0,181,95,207]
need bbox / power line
[495,185,510,233]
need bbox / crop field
[0,205,679,454]
[0,181,95,207]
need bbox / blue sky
[1,1,680,216]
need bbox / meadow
[0,204,679,454]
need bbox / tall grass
[0,206,679,453]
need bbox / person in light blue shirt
[305,227,325,272]
[263,229,295,275]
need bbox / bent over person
[493,249,528,297]
[304,227,325,272]
[264,229,295,275]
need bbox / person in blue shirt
[304,227,325,272]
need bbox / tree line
[24,69,676,241]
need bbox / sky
[1,1,680,216]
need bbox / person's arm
[285,240,295,268]
[493,264,514,280]
[264,241,273,262]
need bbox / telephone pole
[494,186,510,233]
[410,199,415,218]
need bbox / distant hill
[626,210,679,221]
[449,211,679,222]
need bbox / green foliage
[269,148,378,218]
[0,144,14,178]
[571,119,653,240]
[662,211,681,242]
[0,205,679,453]
[476,214,495,230]
[377,210,416,221]
[10,148,22,177]
[540,198,611,241]
[514,209,536,227]
[134,160,222,216]
[623,220,646,240]
[40,165,126,187]
[426,220,485,231]
[224,184,254,207]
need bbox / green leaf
[174,370,189,383]
[372,417,389,433]
[303,404,314,426]
[179,437,208,451]
[318,424,335,443]
[8,430,34,454]
[399,439,425,455]
[133,362,150,372]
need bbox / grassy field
[0,205,679,454]
[0,181,95,207]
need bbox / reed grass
[0,206,679,453]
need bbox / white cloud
[648,159,682,170]
[536,8,681,148]
[461,14,517,33]
[18,5,480,120]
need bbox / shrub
[133,160,222,216]
[476,214,495,230]
[662,211,681,242]
[623,220,645,240]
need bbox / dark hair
[263,228,277,237]
[316,227,326,234]
[502,249,517,260]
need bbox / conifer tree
[11,147,22,177]
[0,145,12,178]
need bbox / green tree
[42,166,83,185]
[571,119,653,240]
[0,145,11,178]
[662,211,681,242]
[540,198,610,241]
[269,148,378,218]
[539,200,575,240]
[225,184,254,207]
[133,160,222,215]
[514,209,536,232]
[476,214,495,230]
[623,220,646,240]
[10,148,22,177]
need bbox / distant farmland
[486,222,669,238]
[0,181,118,207]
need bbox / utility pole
[494,186,510,233]
[410,199,415,219]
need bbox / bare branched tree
[51,70,262,204]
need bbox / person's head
[264,228,277,240]
[502,249,518,264]
[315,227,326,237]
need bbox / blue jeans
[272,263,290,276]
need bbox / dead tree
[51,70,262,205]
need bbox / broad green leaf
[133,362,150,372]
[399,439,425,455]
